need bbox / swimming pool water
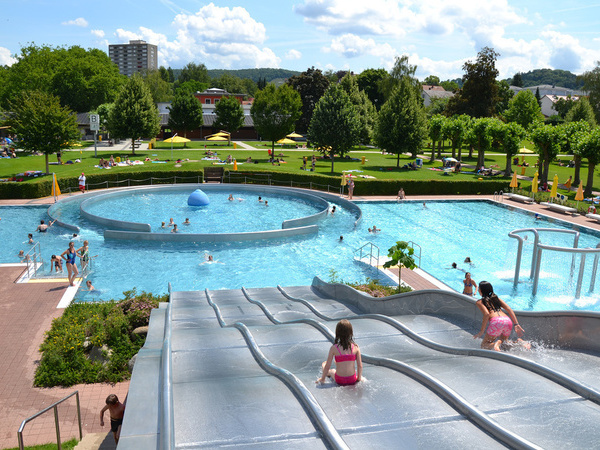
[3,194,600,312]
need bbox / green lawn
[2,140,599,195]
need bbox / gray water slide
[119,282,600,449]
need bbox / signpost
[90,114,100,157]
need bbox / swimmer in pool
[50,254,63,272]
[463,272,477,296]
[28,233,34,244]
[168,218,174,227]
[85,280,95,291]
[171,224,178,233]
[37,219,56,232]
[331,205,336,215]
[265,200,268,206]
[183,218,190,225]
[228,194,234,201]
[317,319,362,386]
[258,196,263,202]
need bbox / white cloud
[112,4,280,69]
[62,17,88,27]
[91,29,105,38]
[324,34,396,61]
[0,47,16,66]
[285,49,302,60]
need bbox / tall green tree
[213,96,244,144]
[443,115,470,160]
[176,62,210,86]
[512,73,524,87]
[530,123,565,185]
[428,115,445,162]
[286,67,330,133]
[471,117,495,168]
[356,68,388,110]
[6,90,80,174]
[375,77,428,166]
[581,61,600,123]
[380,55,420,101]
[565,97,597,126]
[109,75,161,155]
[251,84,302,157]
[141,70,173,103]
[309,84,360,173]
[167,91,204,144]
[577,128,600,196]
[503,89,544,130]
[496,121,526,175]
[561,120,592,187]
[447,47,500,118]
[340,73,376,145]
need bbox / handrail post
[54,405,61,450]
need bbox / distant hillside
[507,69,584,90]
[207,68,301,82]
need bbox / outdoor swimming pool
[2,187,600,312]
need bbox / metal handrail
[17,390,82,450]
[160,283,174,450]
[24,242,43,279]
[354,242,380,267]
[406,240,422,268]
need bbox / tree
[471,117,495,168]
[581,61,600,123]
[1,44,125,112]
[497,121,526,175]
[175,80,210,96]
[424,75,441,86]
[530,124,565,185]
[167,91,204,144]
[535,87,541,106]
[6,90,80,174]
[561,120,592,187]
[428,115,445,162]
[512,73,524,87]
[176,62,210,86]
[340,73,376,145]
[495,80,514,116]
[286,67,330,133]
[380,55,420,101]
[158,66,172,83]
[375,77,428,166]
[109,75,161,155]
[309,84,360,173]
[141,70,173,103]
[503,89,544,130]
[443,115,469,160]
[577,128,600,196]
[213,96,244,144]
[440,80,460,92]
[448,47,500,118]
[554,96,576,118]
[356,68,388,110]
[565,97,597,126]
[382,241,417,287]
[251,84,302,158]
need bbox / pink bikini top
[334,344,356,362]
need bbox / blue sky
[2,0,600,80]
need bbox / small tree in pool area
[383,241,417,286]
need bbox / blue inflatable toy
[188,189,210,206]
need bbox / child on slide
[317,319,363,385]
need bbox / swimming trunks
[487,315,513,337]
[110,418,123,433]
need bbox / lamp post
[171,132,177,161]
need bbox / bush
[34,290,168,387]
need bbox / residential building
[108,40,158,77]
[540,94,580,117]
[421,85,454,107]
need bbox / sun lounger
[541,202,577,214]
[505,193,533,204]
[586,213,600,223]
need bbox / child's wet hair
[106,394,119,405]
[334,319,354,351]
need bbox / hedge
[0,168,510,199]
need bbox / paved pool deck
[1,192,599,448]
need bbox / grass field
[1,139,598,196]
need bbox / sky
[1,0,600,80]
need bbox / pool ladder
[354,241,421,269]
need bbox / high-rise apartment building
[108,40,158,77]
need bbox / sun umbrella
[575,183,584,208]
[531,172,539,195]
[206,136,228,141]
[206,131,230,139]
[277,138,297,145]
[444,157,458,162]
[518,147,534,154]
[163,136,190,143]
[550,174,558,200]
[286,132,303,138]
[510,171,518,190]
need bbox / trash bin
[234,143,237,149]
[416,158,423,167]
[361,156,366,165]
[116,156,121,163]
[521,166,526,176]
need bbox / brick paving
[0,265,128,450]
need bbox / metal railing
[17,390,82,450]
[406,240,422,268]
[23,242,43,279]
[160,283,174,450]
[226,172,346,195]
[354,242,380,267]
[493,190,504,202]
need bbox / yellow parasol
[163,136,190,143]
[531,172,539,195]
[206,136,228,141]
[286,132,303,138]
[509,171,518,190]
[341,174,347,186]
[277,138,297,145]
[550,174,558,200]
[518,147,534,154]
[206,131,230,139]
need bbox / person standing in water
[61,241,79,286]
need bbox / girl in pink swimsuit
[317,319,363,386]
[473,281,524,351]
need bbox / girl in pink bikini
[317,319,363,385]
[473,281,524,351]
